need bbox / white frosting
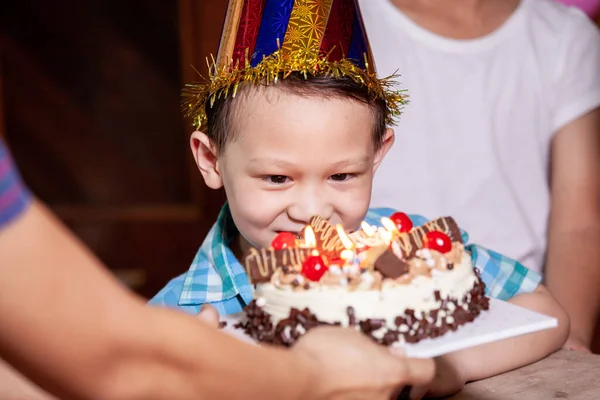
[255,253,477,329]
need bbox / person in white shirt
[360,0,600,352]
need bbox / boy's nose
[287,190,333,224]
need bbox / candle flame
[304,226,316,248]
[335,224,355,250]
[340,249,354,261]
[361,221,375,237]
[380,217,398,233]
[379,226,393,244]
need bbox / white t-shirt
[360,0,600,273]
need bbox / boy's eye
[330,173,354,182]
[263,175,290,185]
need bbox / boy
[151,0,568,397]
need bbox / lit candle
[380,217,398,234]
[336,224,357,263]
[303,226,316,248]
[378,227,393,246]
[361,221,376,237]
[340,249,355,261]
[335,224,355,250]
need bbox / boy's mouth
[275,231,302,239]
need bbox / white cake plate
[220,297,558,358]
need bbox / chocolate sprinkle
[236,271,489,347]
[347,306,357,326]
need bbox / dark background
[0,0,229,297]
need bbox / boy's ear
[190,131,223,189]
[373,128,395,173]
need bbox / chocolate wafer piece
[374,249,410,278]
[244,247,311,284]
[304,215,346,258]
[392,216,462,259]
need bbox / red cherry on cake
[302,255,328,281]
[423,231,452,253]
[271,232,297,250]
[390,212,413,232]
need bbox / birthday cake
[235,213,490,347]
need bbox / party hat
[183,0,407,130]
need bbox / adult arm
[546,108,600,351]
[0,200,307,399]
[543,6,600,351]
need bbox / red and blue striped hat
[183,0,407,130]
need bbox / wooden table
[449,350,600,399]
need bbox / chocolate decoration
[374,249,410,278]
[392,216,462,260]
[305,215,346,258]
[244,247,311,284]
[243,216,460,283]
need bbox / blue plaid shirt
[149,204,542,315]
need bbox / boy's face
[191,88,394,250]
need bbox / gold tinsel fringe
[182,48,408,130]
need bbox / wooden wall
[0,0,228,297]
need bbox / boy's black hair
[205,73,387,154]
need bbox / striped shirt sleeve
[0,139,31,228]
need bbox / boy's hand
[292,326,435,400]
[197,304,220,328]
[564,334,592,353]
[408,354,467,399]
